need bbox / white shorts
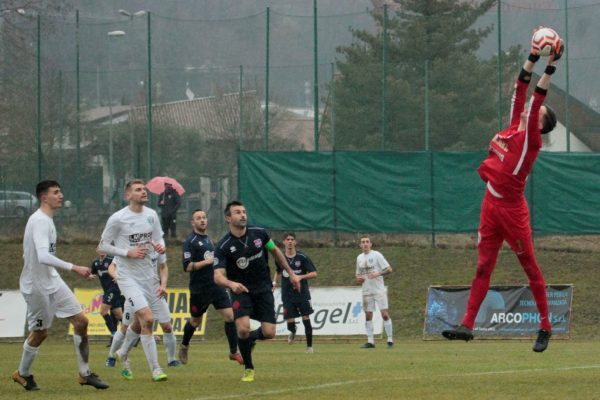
[23,283,82,331]
[362,291,389,313]
[121,281,171,325]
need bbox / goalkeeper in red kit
[442,29,564,353]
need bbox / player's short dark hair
[125,179,145,192]
[541,105,557,134]
[36,180,60,200]
[224,200,244,216]
[191,208,205,217]
[283,232,296,239]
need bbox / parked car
[0,190,37,218]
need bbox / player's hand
[156,285,168,299]
[73,265,91,278]
[152,241,166,254]
[356,275,365,284]
[550,40,564,63]
[367,272,380,279]
[127,246,147,259]
[288,273,301,292]
[205,255,214,266]
[87,274,97,281]
[229,282,249,294]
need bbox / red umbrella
[146,176,185,195]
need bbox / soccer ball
[531,27,561,57]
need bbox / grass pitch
[1,339,598,399]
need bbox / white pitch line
[187,364,600,400]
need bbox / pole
[331,62,336,150]
[58,70,63,185]
[146,11,152,179]
[108,39,114,208]
[424,60,430,150]
[564,0,570,152]
[313,0,319,151]
[239,65,243,150]
[36,14,42,181]
[76,10,81,208]
[264,7,270,151]
[381,3,388,149]
[496,0,502,131]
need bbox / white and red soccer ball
[531,27,561,57]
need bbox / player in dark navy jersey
[214,201,301,382]
[179,209,243,365]
[273,232,317,353]
[90,248,124,347]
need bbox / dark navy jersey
[214,226,272,293]
[276,251,316,303]
[90,256,118,293]
[182,232,217,294]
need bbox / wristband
[544,65,556,75]
[528,53,540,63]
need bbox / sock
[182,321,196,347]
[111,314,121,331]
[302,319,313,347]
[18,340,39,377]
[162,331,177,363]
[108,330,125,358]
[140,334,160,372]
[248,327,265,342]
[384,319,393,343]
[238,337,254,370]
[287,321,296,333]
[120,326,140,359]
[365,321,374,344]
[224,321,238,354]
[73,334,91,376]
[102,314,117,335]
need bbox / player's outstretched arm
[537,41,563,91]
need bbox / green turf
[1,340,598,399]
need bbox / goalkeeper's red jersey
[478,79,546,205]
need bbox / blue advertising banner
[423,285,573,339]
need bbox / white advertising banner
[270,286,383,336]
[0,290,27,338]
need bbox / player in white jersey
[98,179,168,382]
[106,254,181,380]
[12,180,109,391]
[355,235,394,349]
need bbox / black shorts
[231,290,276,323]
[103,288,124,309]
[189,286,232,318]
[283,299,314,319]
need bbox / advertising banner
[423,285,573,339]
[70,288,205,336]
[0,290,27,338]
[271,286,383,336]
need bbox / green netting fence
[239,151,600,234]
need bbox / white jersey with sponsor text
[100,206,163,286]
[355,250,389,296]
[20,209,66,295]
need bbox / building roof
[127,91,263,140]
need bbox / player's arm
[108,261,118,283]
[157,253,168,298]
[182,240,212,272]
[33,221,89,277]
[528,42,563,147]
[300,256,317,281]
[214,267,248,294]
[99,215,145,259]
[355,258,365,284]
[268,242,301,291]
[509,47,540,128]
